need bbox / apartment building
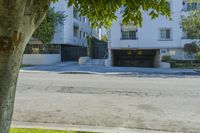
[106,0,200,68]
[52,0,100,61]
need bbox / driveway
[21,62,199,76]
[12,72,200,132]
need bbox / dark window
[74,26,79,37]
[122,30,137,40]
[166,29,171,39]
[160,28,171,40]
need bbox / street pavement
[12,72,200,133]
[21,62,200,75]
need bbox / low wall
[79,57,105,66]
[22,54,61,65]
[160,62,171,69]
[154,50,161,68]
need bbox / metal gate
[61,45,87,61]
[113,50,156,67]
[92,42,108,59]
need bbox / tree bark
[0,0,50,132]
[0,51,23,133]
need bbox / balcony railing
[24,44,61,54]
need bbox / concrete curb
[11,121,174,133]
[59,71,200,76]
[20,70,58,74]
[194,70,200,73]
[20,69,200,76]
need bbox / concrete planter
[105,58,112,67]
[79,56,105,66]
[160,62,171,69]
[22,54,61,65]
[79,57,91,65]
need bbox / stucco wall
[109,0,183,49]
[154,50,161,68]
[22,54,61,65]
[108,0,200,64]
[51,0,99,46]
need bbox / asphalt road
[13,72,200,132]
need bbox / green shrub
[162,55,172,63]
[195,54,200,61]
[184,42,199,54]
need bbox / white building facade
[106,0,200,68]
[52,0,100,61]
[23,0,100,65]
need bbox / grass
[10,128,95,133]
[172,65,200,69]
[21,64,34,68]
[171,62,200,69]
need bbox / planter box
[160,62,171,69]
[79,56,105,66]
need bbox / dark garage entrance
[61,45,87,61]
[113,50,157,68]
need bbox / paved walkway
[21,62,199,76]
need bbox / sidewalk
[21,62,200,76]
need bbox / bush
[170,60,200,68]
[184,42,199,54]
[162,55,172,63]
[195,54,200,61]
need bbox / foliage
[195,54,200,61]
[181,10,200,39]
[101,35,108,42]
[170,60,200,69]
[87,36,94,58]
[162,55,172,63]
[184,42,199,54]
[33,8,66,44]
[10,128,94,133]
[66,0,171,28]
[20,64,34,68]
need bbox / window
[160,28,172,40]
[121,24,137,40]
[83,32,87,38]
[83,17,87,23]
[74,26,79,37]
[80,31,82,38]
[121,30,137,40]
[161,49,167,54]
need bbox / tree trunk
[0,1,50,132]
[0,51,23,133]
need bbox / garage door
[61,45,87,61]
[113,50,156,67]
